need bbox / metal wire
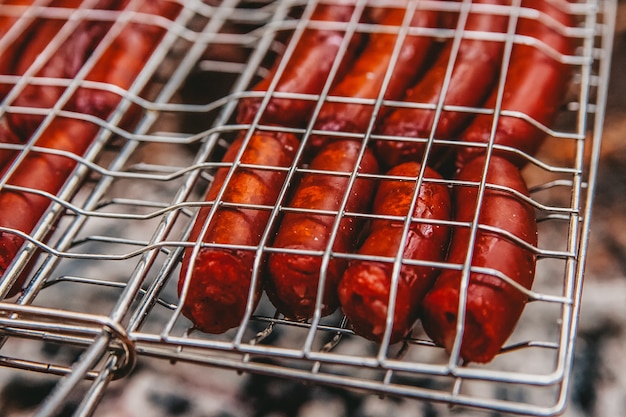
[0,0,616,416]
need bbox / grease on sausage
[420,155,538,363]
[338,161,451,343]
[309,4,440,149]
[0,0,182,297]
[178,130,299,333]
[236,1,363,127]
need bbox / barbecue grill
[0,0,616,416]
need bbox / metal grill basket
[0,0,616,415]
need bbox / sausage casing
[178,131,299,333]
[420,155,537,363]
[236,1,362,127]
[375,0,511,167]
[0,0,182,297]
[0,0,36,99]
[5,0,128,139]
[455,0,577,169]
[338,162,451,343]
[309,5,440,149]
[266,140,379,320]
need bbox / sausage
[236,0,363,127]
[0,122,22,171]
[337,162,451,344]
[70,0,181,121]
[455,0,577,169]
[1,0,86,165]
[375,0,511,168]
[178,130,299,333]
[309,4,440,149]
[1,0,129,174]
[0,0,36,100]
[420,155,538,363]
[0,1,34,56]
[266,140,379,320]
[0,0,182,298]
[4,0,128,139]
[0,1,32,36]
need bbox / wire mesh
[0,0,616,415]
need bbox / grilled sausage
[0,0,182,297]
[266,140,379,320]
[375,0,511,168]
[0,0,32,35]
[178,130,299,333]
[455,0,577,169]
[420,155,538,363]
[0,0,38,99]
[0,122,22,171]
[1,1,107,168]
[338,161,451,343]
[0,0,36,86]
[236,0,363,127]
[309,4,440,149]
[5,0,128,139]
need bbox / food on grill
[337,161,451,344]
[0,122,22,170]
[178,130,299,334]
[176,0,573,359]
[0,0,36,100]
[5,0,129,140]
[266,139,379,320]
[375,0,511,168]
[420,155,538,363]
[0,0,126,169]
[0,0,182,297]
[262,3,439,321]
[309,4,440,149]
[455,0,577,169]
[0,0,32,36]
[236,0,363,127]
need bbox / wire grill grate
[0,0,616,415]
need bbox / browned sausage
[178,130,299,333]
[4,0,128,139]
[0,1,35,63]
[0,0,129,176]
[236,0,363,127]
[0,0,182,298]
[420,155,538,363]
[0,1,32,36]
[455,0,577,169]
[309,4,440,149]
[337,161,451,344]
[0,122,22,171]
[375,0,511,168]
[0,0,37,100]
[266,140,379,320]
